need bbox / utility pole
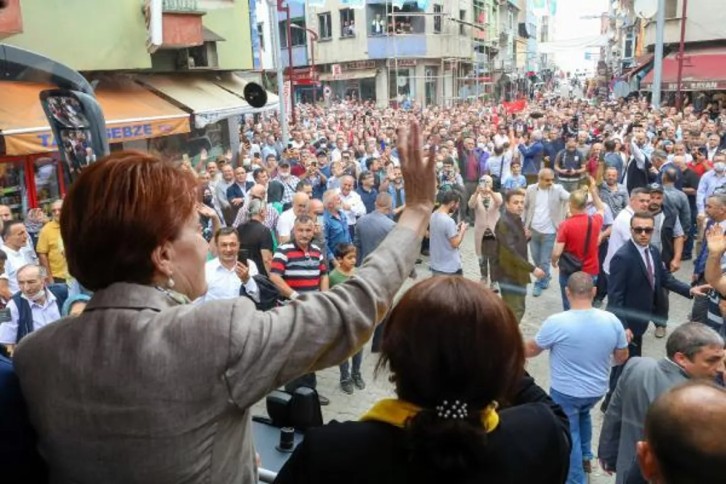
[268,0,288,145]
[675,0,688,110]
[652,0,665,108]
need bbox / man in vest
[0,264,66,357]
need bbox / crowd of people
[0,90,725,483]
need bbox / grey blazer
[597,357,689,484]
[523,183,571,232]
[14,225,422,484]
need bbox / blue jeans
[529,230,556,288]
[559,273,598,311]
[550,388,602,484]
[339,350,363,381]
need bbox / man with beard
[429,191,468,276]
[496,189,546,323]
[553,135,587,194]
[36,200,68,284]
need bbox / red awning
[625,53,654,79]
[641,47,726,91]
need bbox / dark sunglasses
[632,227,654,234]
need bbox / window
[433,4,442,34]
[508,11,515,32]
[459,10,466,36]
[257,23,264,50]
[388,3,425,35]
[318,12,332,40]
[279,19,307,48]
[340,8,355,38]
[369,5,387,36]
[665,0,678,18]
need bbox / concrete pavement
[252,229,696,483]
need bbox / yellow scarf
[360,398,500,433]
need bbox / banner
[4,117,190,156]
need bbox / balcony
[367,34,427,59]
[0,0,23,40]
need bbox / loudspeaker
[244,82,268,108]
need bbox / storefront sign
[342,60,376,71]
[4,118,190,156]
[285,67,319,83]
[387,58,416,67]
[642,80,726,91]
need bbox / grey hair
[17,263,48,280]
[532,130,543,141]
[247,198,266,216]
[666,323,724,359]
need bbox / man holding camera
[201,228,259,303]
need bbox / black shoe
[682,254,692,261]
[352,373,366,390]
[340,379,354,394]
[415,258,423,265]
[318,395,331,406]
[420,249,430,257]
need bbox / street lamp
[266,0,289,145]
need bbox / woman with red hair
[12,120,436,484]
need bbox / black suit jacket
[607,240,691,335]
[226,181,254,201]
[274,374,570,484]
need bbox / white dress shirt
[603,206,635,274]
[336,189,367,226]
[2,244,39,294]
[276,208,296,240]
[0,289,61,345]
[202,258,260,303]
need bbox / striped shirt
[270,241,327,293]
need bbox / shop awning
[319,69,377,82]
[137,75,254,128]
[211,73,280,115]
[0,80,191,156]
[641,47,726,91]
[624,53,654,79]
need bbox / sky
[552,0,609,73]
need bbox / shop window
[340,8,355,38]
[279,19,307,47]
[318,12,332,40]
[0,158,28,219]
[33,156,62,212]
[389,69,414,105]
[257,23,265,50]
[433,4,442,34]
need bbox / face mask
[27,289,45,302]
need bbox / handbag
[558,216,592,276]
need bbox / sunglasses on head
[632,227,654,234]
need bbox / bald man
[277,192,310,245]
[636,382,726,484]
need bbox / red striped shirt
[270,242,327,292]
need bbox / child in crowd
[330,243,365,394]
[502,160,527,191]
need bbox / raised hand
[706,224,726,255]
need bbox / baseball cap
[648,183,664,194]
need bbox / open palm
[706,224,726,254]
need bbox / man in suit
[607,211,707,360]
[226,166,254,222]
[495,188,545,323]
[598,323,724,484]
[635,382,726,484]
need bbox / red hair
[61,151,198,290]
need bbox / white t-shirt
[2,245,38,294]
[531,188,555,234]
[276,208,297,239]
[603,206,635,274]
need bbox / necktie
[645,247,655,289]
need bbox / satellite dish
[634,0,657,19]
[243,82,268,108]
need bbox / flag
[502,100,527,114]
[549,0,557,16]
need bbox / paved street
[253,230,696,483]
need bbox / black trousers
[284,373,317,393]
[595,239,609,302]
